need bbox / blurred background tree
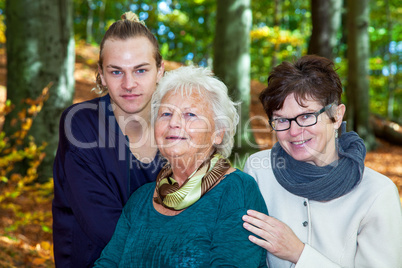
[0,0,401,181]
[214,0,257,159]
[308,0,342,60]
[346,0,376,149]
[3,0,74,180]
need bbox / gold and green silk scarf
[154,153,231,211]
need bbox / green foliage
[368,0,402,122]
[74,0,216,65]
[0,0,398,121]
[137,0,216,66]
[0,0,398,120]
[250,0,311,82]
[250,26,306,82]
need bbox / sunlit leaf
[40,241,51,250]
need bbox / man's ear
[98,65,106,86]
[156,61,165,83]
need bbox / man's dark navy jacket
[52,94,164,267]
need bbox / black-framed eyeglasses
[269,103,334,131]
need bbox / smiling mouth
[291,139,311,145]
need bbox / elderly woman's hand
[242,209,305,264]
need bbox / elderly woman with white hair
[94,66,268,267]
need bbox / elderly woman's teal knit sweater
[94,169,268,268]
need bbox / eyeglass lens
[272,113,317,130]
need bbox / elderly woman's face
[155,90,222,164]
[274,93,342,166]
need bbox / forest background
[0,0,401,267]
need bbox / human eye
[158,107,172,117]
[296,113,317,126]
[136,68,147,75]
[160,112,172,117]
[111,70,122,75]
[184,112,197,119]
[276,118,288,124]
[300,114,314,119]
[271,118,289,130]
[299,113,315,120]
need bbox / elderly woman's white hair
[151,66,239,158]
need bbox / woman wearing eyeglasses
[242,55,402,267]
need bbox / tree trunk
[5,0,75,180]
[98,0,107,35]
[86,0,94,43]
[346,0,376,150]
[385,0,395,119]
[271,0,280,68]
[214,0,258,166]
[371,115,402,146]
[308,0,342,60]
[340,0,348,58]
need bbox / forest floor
[0,43,401,267]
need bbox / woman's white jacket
[244,149,402,268]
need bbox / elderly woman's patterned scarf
[271,124,366,201]
[154,153,231,210]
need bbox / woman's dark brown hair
[95,12,162,93]
[259,55,342,122]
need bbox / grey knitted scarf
[271,125,366,201]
